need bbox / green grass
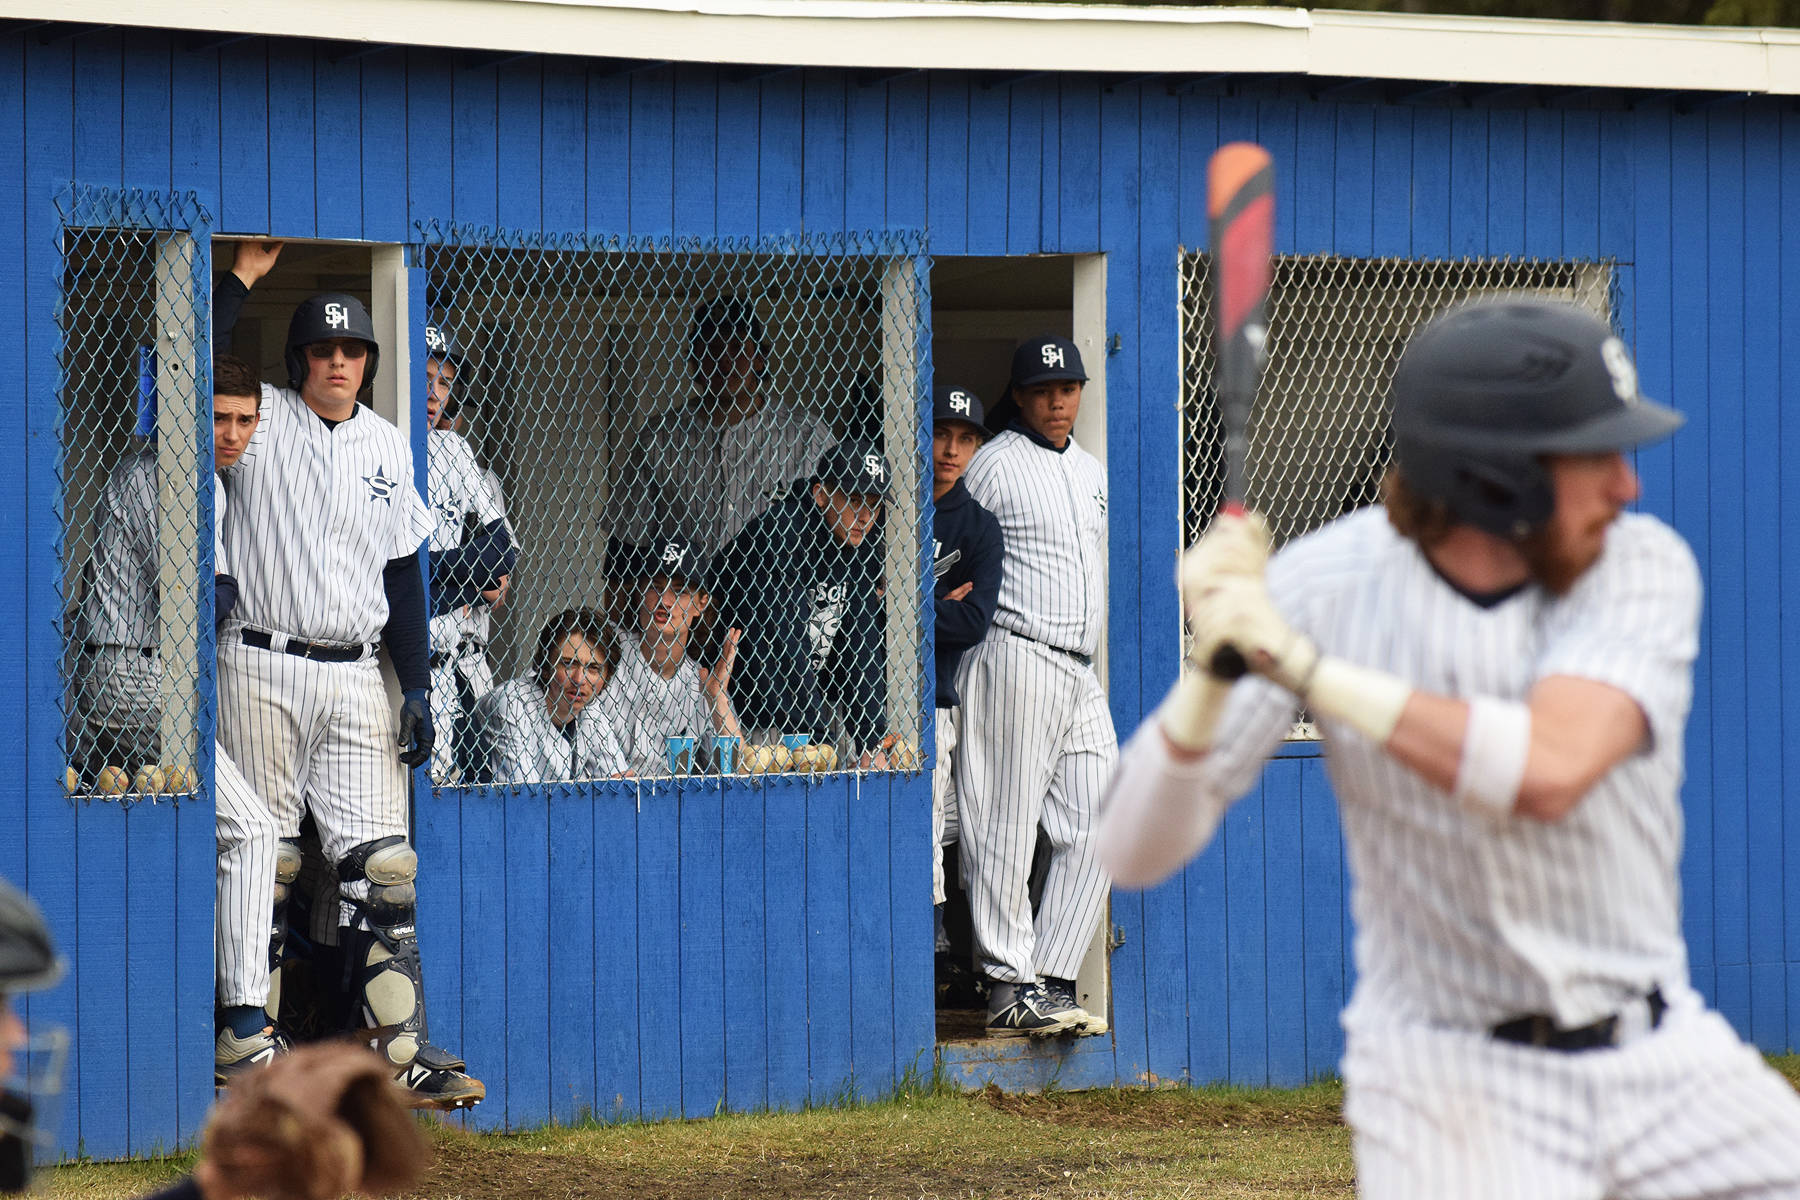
[36,1058,1800,1200]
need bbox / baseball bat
[1204,141,1276,679]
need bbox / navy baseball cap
[605,534,710,588]
[1010,335,1088,389]
[932,383,987,431]
[814,439,893,501]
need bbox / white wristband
[1453,697,1531,820]
[1157,669,1234,753]
[1302,656,1412,746]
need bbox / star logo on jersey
[365,467,400,504]
[1094,489,1107,515]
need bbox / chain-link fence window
[417,229,930,788]
[1179,254,1613,737]
[59,221,209,798]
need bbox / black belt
[241,627,374,664]
[429,640,486,670]
[1007,628,1092,669]
[1490,987,1666,1053]
[85,644,156,659]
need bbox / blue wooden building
[6,0,1800,1160]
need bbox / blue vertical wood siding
[8,33,1800,1157]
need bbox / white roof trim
[9,0,1799,95]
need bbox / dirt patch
[412,1142,1144,1200]
[978,1082,1344,1132]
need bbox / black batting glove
[398,688,434,768]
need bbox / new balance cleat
[986,980,1085,1039]
[397,1042,485,1110]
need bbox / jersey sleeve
[1535,517,1701,752]
[389,445,437,560]
[476,685,539,785]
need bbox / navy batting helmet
[284,293,380,394]
[1390,298,1683,539]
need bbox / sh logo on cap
[325,302,350,330]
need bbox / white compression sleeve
[1452,696,1531,820]
[1301,656,1413,746]
[1157,669,1234,752]
[1097,716,1232,888]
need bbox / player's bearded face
[1522,451,1640,595]
[213,392,260,469]
[303,339,369,408]
[1017,380,1082,446]
[548,633,607,725]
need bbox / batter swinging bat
[1204,141,1276,679]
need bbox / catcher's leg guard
[337,836,429,1070]
[265,837,303,1025]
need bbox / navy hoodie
[711,492,888,753]
[932,478,1004,708]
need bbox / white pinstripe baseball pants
[1345,996,1800,1199]
[217,639,409,927]
[954,630,1116,983]
[214,741,279,1009]
[932,707,962,907]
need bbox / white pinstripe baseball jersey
[471,676,629,784]
[604,645,715,776]
[1193,506,1698,1034]
[221,384,434,644]
[962,429,1109,657]
[606,398,836,553]
[426,427,510,655]
[77,447,159,647]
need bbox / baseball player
[602,536,744,775]
[1100,299,1800,1197]
[470,608,628,784]
[927,384,1004,948]
[956,336,1113,1039]
[422,323,517,783]
[68,355,291,1080]
[604,295,837,555]
[214,273,482,1109]
[710,440,892,768]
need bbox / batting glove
[1179,512,1272,666]
[398,688,434,769]
[1190,573,1319,697]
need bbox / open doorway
[928,254,1112,1047]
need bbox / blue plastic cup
[666,735,697,775]
[714,736,740,775]
[780,733,811,754]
